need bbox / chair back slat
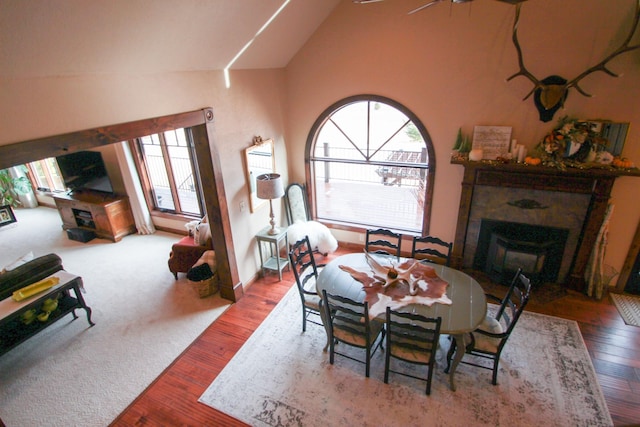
[322,289,385,377]
[289,236,318,292]
[385,307,442,394]
[288,236,323,332]
[284,182,310,224]
[365,228,402,259]
[495,268,531,330]
[411,235,452,266]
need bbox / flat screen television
[56,151,114,194]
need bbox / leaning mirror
[245,138,275,212]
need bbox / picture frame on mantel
[472,126,512,160]
[0,205,16,228]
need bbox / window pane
[29,161,48,189]
[309,97,431,233]
[166,130,200,215]
[136,129,203,216]
[314,161,424,232]
[27,158,65,192]
[140,135,175,210]
[45,158,65,190]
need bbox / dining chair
[384,307,442,395]
[411,235,453,266]
[445,268,532,385]
[322,289,385,377]
[289,236,323,332]
[283,182,310,225]
[365,228,402,259]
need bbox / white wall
[285,0,640,276]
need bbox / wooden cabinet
[53,191,136,242]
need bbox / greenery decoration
[0,166,32,207]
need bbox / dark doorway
[625,251,640,295]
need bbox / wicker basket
[190,272,219,298]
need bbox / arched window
[306,95,435,234]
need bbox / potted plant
[0,166,33,207]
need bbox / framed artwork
[472,126,513,160]
[0,205,16,227]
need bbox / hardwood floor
[111,247,640,427]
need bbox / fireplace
[451,161,631,290]
[474,220,569,285]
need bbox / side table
[256,225,289,280]
[0,270,94,356]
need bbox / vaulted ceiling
[0,0,341,78]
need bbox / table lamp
[256,173,284,235]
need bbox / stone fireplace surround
[466,186,589,284]
[451,160,640,291]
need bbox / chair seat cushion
[389,333,436,364]
[176,236,196,246]
[334,316,384,347]
[472,316,504,353]
[168,236,212,277]
[304,293,321,311]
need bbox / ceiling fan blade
[408,0,443,15]
[496,0,527,3]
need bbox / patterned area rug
[610,293,640,327]
[199,287,612,427]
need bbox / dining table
[316,252,487,391]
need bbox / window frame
[305,94,435,235]
[129,128,204,219]
[26,158,66,193]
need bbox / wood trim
[193,116,243,301]
[0,108,244,302]
[0,110,208,170]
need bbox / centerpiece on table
[339,252,452,319]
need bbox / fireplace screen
[487,232,553,284]
[474,220,569,286]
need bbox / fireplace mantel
[451,160,640,291]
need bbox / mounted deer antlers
[507,2,640,122]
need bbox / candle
[517,145,527,163]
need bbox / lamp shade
[256,173,284,200]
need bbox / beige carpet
[200,286,613,427]
[610,293,640,327]
[0,206,231,426]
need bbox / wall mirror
[245,138,275,212]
